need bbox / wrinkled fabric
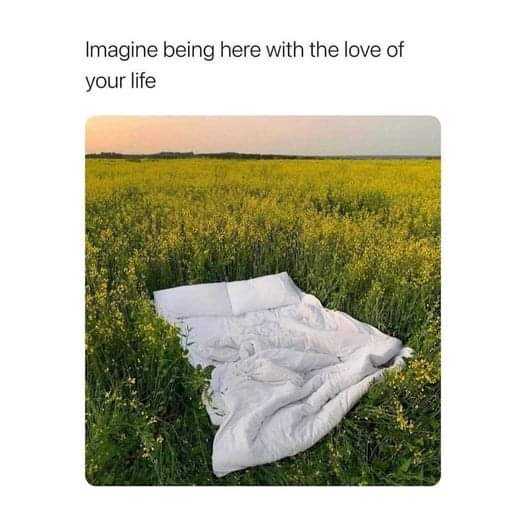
[161,286,411,477]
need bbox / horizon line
[85,151,441,159]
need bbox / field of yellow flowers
[85,158,440,485]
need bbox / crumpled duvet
[155,275,411,477]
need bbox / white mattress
[154,273,411,477]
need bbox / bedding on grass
[154,272,412,477]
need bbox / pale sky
[85,116,440,156]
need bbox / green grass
[85,158,440,485]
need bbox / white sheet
[155,274,411,477]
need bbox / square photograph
[85,116,440,485]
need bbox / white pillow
[153,282,232,321]
[227,272,301,316]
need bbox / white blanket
[154,273,411,477]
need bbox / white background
[2,0,525,524]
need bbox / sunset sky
[85,116,440,156]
